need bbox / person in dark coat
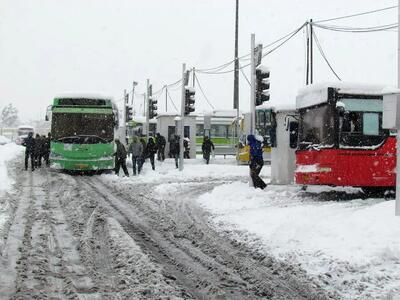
[22,132,35,171]
[128,136,143,175]
[114,138,129,177]
[34,134,43,167]
[145,137,157,170]
[247,134,267,189]
[183,138,190,159]
[201,136,215,164]
[156,133,166,161]
[43,133,51,166]
[169,135,180,169]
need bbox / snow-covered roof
[256,103,296,112]
[54,93,113,101]
[131,116,157,123]
[296,82,393,109]
[157,111,180,117]
[198,109,239,118]
[17,125,34,129]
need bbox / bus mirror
[45,105,52,121]
[289,121,299,149]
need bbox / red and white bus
[295,83,396,195]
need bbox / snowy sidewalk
[197,182,400,299]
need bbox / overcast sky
[0,0,397,122]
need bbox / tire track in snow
[84,176,329,299]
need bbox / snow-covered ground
[0,143,24,242]
[197,179,400,299]
[102,156,266,185]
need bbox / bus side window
[363,113,379,136]
[289,121,299,149]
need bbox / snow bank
[0,136,11,145]
[102,156,270,185]
[0,143,23,194]
[0,143,24,244]
[197,182,400,298]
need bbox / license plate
[75,164,89,169]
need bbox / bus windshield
[299,104,335,149]
[52,113,114,143]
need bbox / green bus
[47,95,118,171]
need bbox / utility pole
[192,67,196,87]
[146,79,150,141]
[165,85,168,112]
[131,81,138,106]
[234,0,240,152]
[306,22,310,85]
[179,63,186,171]
[250,33,256,135]
[310,19,314,84]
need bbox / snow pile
[197,182,400,299]
[0,136,11,145]
[0,143,23,194]
[102,156,269,185]
[0,143,24,246]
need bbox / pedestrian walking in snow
[170,135,180,169]
[43,133,51,166]
[145,136,157,170]
[34,134,43,168]
[201,136,214,164]
[156,132,166,161]
[22,132,35,171]
[183,137,190,159]
[247,134,267,190]
[139,137,147,169]
[114,138,129,177]
[128,136,143,175]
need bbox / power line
[313,22,397,33]
[312,29,342,81]
[166,88,179,112]
[262,22,307,58]
[314,5,397,23]
[239,63,251,86]
[194,73,215,109]
[197,22,307,75]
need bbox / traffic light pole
[146,79,150,141]
[179,63,186,171]
[122,89,127,145]
[250,33,256,135]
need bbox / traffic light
[184,86,195,116]
[255,65,270,106]
[149,97,158,119]
[125,105,133,122]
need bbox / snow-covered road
[0,154,328,299]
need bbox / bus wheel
[361,187,393,198]
[301,185,308,191]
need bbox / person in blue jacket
[247,134,267,189]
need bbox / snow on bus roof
[296,82,394,109]
[54,93,113,101]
